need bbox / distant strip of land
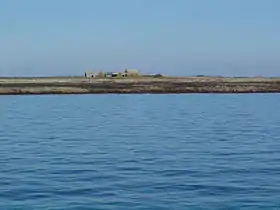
[1,76,280,95]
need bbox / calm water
[0,94,280,210]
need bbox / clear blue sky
[0,0,279,76]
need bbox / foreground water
[0,94,280,210]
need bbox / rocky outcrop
[1,77,280,94]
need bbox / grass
[1,75,280,82]
[0,76,83,79]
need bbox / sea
[0,94,280,210]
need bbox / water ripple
[1,94,280,209]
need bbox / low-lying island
[1,76,280,95]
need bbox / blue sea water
[0,94,280,210]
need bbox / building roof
[125,69,139,73]
[105,72,117,75]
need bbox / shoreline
[1,77,280,95]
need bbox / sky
[0,0,280,76]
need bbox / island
[1,74,280,95]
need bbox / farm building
[84,71,96,78]
[105,72,119,78]
[124,69,140,77]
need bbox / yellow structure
[124,69,140,77]
[85,71,95,78]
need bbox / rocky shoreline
[1,77,280,95]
